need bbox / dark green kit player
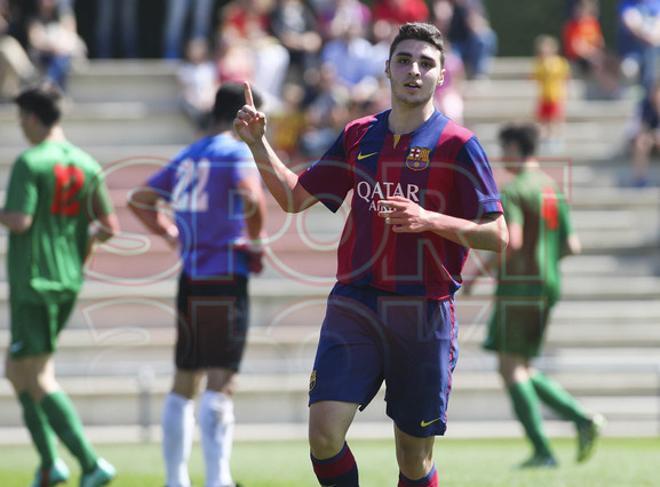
[2,85,120,486]
[465,123,604,468]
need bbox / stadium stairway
[0,58,658,444]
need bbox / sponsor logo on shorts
[9,341,23,353]
[419,417,441,428]
[309,370,317,392]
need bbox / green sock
[18,392,58,469]
[40,391,97,473]
[508,380,553,457]
[531,372,590,425]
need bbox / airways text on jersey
[356,180,420,211]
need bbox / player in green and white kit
[466,123,604,468]
[3,86,119,486]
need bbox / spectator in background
[532,35,570,152]
[27,0,86,91]
[630,81,660,186]
[447,0,496,79]
[433,41,464,123]
[270,0,322,77]
[0,0,36,100]
[163,0,214,59]
[317,0,371,41]
[299,64,350,158]
[177,38,218,130]
[217,0,289,106]
[372,0,429,25]
[617,0,660,94]
[563,0,622,99]
[563,0,604,75]
[95,0,138,58]
[320,15,379,91]
[269,82,307,159]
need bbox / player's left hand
[378,196,433,233]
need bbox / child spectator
[533,35,571,151]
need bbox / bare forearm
[248,138,303,213]
[128,204,175,237]
[427,212,508,252]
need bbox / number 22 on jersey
[171,159,211,212]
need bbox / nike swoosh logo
[420,418,441,428]
[357,152,378,160]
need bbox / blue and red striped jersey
[299,110,503,299]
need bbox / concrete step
[0,371,657,428]
[465,99,634,122]
[69,60,180,104]
[464,79,591,100]
[0,108,194,146]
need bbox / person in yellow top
[532,35,571,151]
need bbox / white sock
[198,390,235,487]
[162,392,195,487]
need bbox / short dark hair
[14,84,63,127]
[498,123,539,159]
[213,82,263,124]
[389,22,445,68]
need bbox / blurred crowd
[0,0,658,182]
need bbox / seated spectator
[317,0,371,41]
[300,64,350,159]
[447,0,497,79]
[269,82,307,159]
[0,0,36,100]
[320,16,379,89]
[372,0,429,25]
[617,0,660,94]
[217,0,289,106]
[434,42,465,123]
[177,39,218,130]
[631,82,660,186]
[27,0,86,91]
[563,0,622,99]
[563,0,605,74]
[270,0,322,76]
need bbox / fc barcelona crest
[405,146,431,171]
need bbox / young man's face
[386,39,444,108]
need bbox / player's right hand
[234,81,266,146]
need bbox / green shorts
[9,299,76,358]
[482,295,553,359]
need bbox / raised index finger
[243,81,254,108]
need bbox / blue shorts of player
[309,282,459,438]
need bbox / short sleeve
[558,191,574,242]
[147,161,177,202]
[4,157,38,215]
[501,187,523,226]
[87,170,114,219]
[298,131,353,213]
[452,136,503,220]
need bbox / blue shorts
[309,283,459,437]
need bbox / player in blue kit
[129,83,266,487]
[235,22,508,487]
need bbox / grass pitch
[0,437,658,486]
